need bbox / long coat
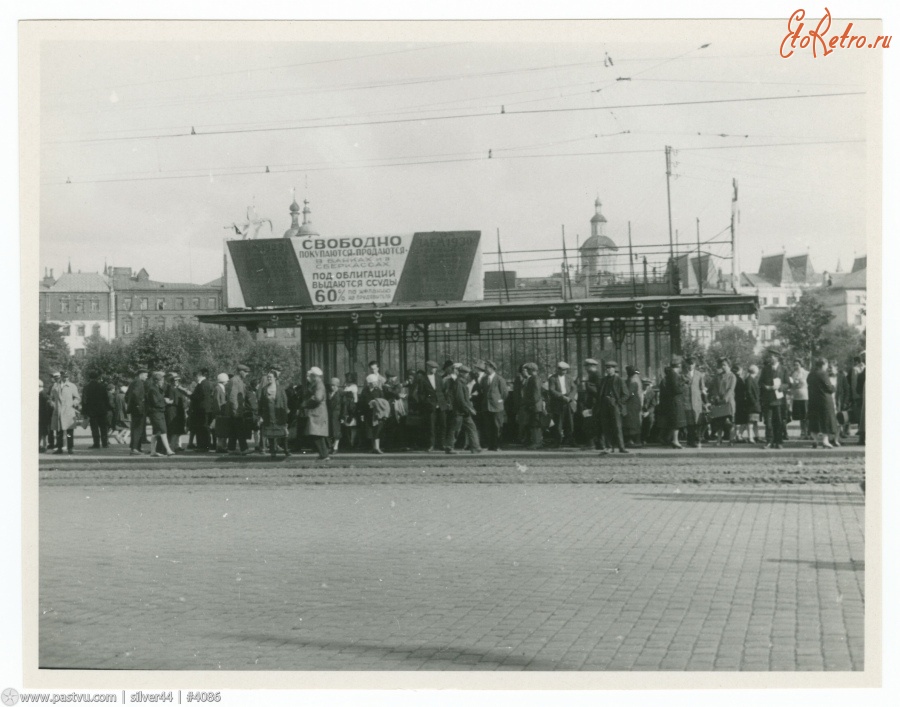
[658,367,687,430]
[258,381,289,436]
[744,374,761,415]
[680,369,706,424]
[39,390,53,436]
[145,380,168,431]
[50,380,80,431]
[164,383,189,436]
[733,375,749,423]
[807,369,838,435]
[125,377,146,416]
[303,378,329,437]
[708,370,737,418]
[326,389,343,438]
[82,380,111,418]
[759,364,785,408]
[623,373,643,435]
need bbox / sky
[37,20,876,285]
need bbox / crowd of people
[38,349,866,458]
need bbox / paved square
[39,481,864,671]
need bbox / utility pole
[731,178,740,294]
[665,145,679,294]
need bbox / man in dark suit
[547,361,577,447]
[521,362,544,450]
[759,350,786,448]
[595,360,629,453]
[82,370,111,448]
[443,364,482,454]
[479,359,509,451]
[190,368,216,452]
[412,359,449,452]
[125,368,149,455]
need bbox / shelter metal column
[423,323,430,362]
[644,316,652,376]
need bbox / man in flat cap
[443,364,482,454]
[595,360,629,453]
[411,360,449,452]
[547,362,577,447]
[521,362,544,450]
[126,368,149,455]
[680,356,707,448]
[479,359,509,451]
[226,364,251,454]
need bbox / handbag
[709,402,731,419]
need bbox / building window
[760,297,767,306]
[60,298,70,312]
[92,323,100,337]
[75,299,84,313]
[91,298,100,312]
[855,314,863,325]
[141,316,149,330]
[772,297,780,306]
[123,319,132,335]
[855,295,862,304]
[156,298,166,310]
[61,325,71,336]
[76,324,86,336]
[286,328,296,338]
[192,297,201,309]
[156,316,166,329]
[207,297,217,309]
[175,297,184,310]
[760,330,767,342]
[140,298,148,310]
[123,298,132,310]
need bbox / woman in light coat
[622,365,644,446]
[258,370,291,458]
[303,367,331,460]
[708,357,737,445]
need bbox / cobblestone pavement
[39,469,865,671]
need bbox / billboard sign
[225,231,482,309]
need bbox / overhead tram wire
[42,138,868,187]
[47,91,865,146]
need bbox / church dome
[297,199,319,237]
[581,234,618,251]
[282,199,302,238]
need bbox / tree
[774,292,834,366]
[708,325,758,369]
[39,322,70,383]
[679,325,708,367]
[820,322,863,368]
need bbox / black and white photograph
[9,5,892,699]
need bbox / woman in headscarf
[303,367,331,461]
[214,373,230,453]
[807,357,839,448]
[359,372,389,454]
[146,371,175,457]
[258,369,290,458]
[623,365,644,447]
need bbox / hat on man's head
[484,360,498,370]
[136,367,149,375]
[442,359,455,370]
[236,364,250,373]
[557,361,570,370]
[765,348,783,359]
[641,377,652,385]
[458,364,471,374]
[216,373,229,384]
[523,362,538,372]
[604,360,619,369]
[330,377,341,386]
[626,365,638,375]
[670,356,683,367]
[425,360,439,369]
[682,356,694,365]
[52,371,61,378]
[473,360,486,371]
[584,358,600,367]
[308,366,324,376]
